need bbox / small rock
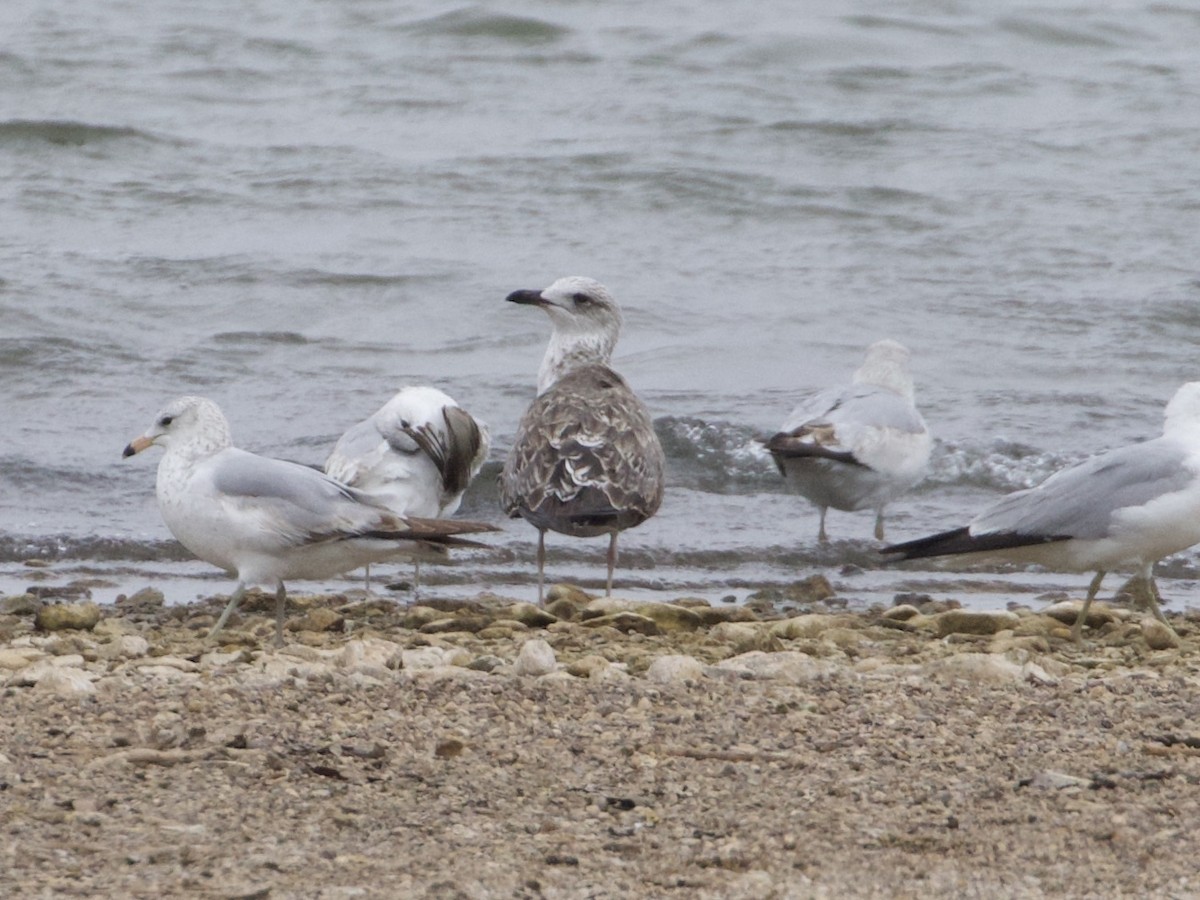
[580,612,660,636]
[513,638,557,676]
[934,610,1020,637]
[583,599,702,632]
[35,601,101,633]
[466,655,506,673]
[288,607,345,633]
[545,584,594,607]
[714,651,833,683]
[115,588,165,612]
[109,633,151,662]
[1141,618,1181,651]
[33,666,96,696]
[566,655,610,678]
[1022,770,1090,791]
[434,738,465,759]
[881,604,922,621]
[1042,600,1117,630]
[497,603,558,629]
[0,647,46,670]
[768,614,845,641]
[419,616,491,634]
[0,594,43,616]
[645,655,705,684]
[399,646,451,670]
[400,606,445,629]
[923,653,1055,685]
[693,605,760,626]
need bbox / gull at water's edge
[499,276,665,605]
[765,339,932,543]
[123,395,497,646]
[324,385,490,596]
[884,381,1200,643]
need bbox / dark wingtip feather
[882,527,1069,561]
[763,432,864,468]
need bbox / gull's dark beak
[123,436,153,458]
[506,289,546,306]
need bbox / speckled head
[123,395,232,459]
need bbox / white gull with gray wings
[500,276,665,603]
[324,385,490,593]
[765,339,932,543]
[123,396,495,646]
[884,381,1200,642]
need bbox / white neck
[537,330,616,395]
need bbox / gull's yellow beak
[122,435,154,458]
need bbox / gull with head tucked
[324,385,490,595]
[123,396,495,646]
[500,276,665,604]
[884,382,1200,642]
[765,339,932,543]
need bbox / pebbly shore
[2,576,1199,898]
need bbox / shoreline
[2,584,1199,897]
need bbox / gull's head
[1164,382,1200,435]
[853,339,915,401]
[122,395,232,459]
[507,276,623,393]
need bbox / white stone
[0,648,46,670]
[713,651,833,683]
[645,655,705,684]
[513,639,557,676]
[400,646,451,671]
[340,638,403,672]
[33,666,96,696]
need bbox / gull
[324,385,490,595]
[764,339,932,543]
[883,382,1200,643]
[500,276,665,604]
[123,395,496,646]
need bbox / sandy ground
[2,579,1200,899]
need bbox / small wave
[211,331,312,346]
[996,16,1120,49]
[0,535,189,564]
[0,119,157,147]
[929,440,1077,492]
[408,9,568,42]
[656,417,778,492]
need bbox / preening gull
[324,385,490,594]
[123,396,496,646]
[765,339,932,542]
[500,276,665,604]
[884,382,1200,642]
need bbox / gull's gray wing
[781,383,925,436]
[209,448,387,545]
[973,438,1193,541]
[767,383,928,472]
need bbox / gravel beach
[2,579,1199,899]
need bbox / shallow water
[4,1,1200,613]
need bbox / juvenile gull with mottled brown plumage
[500,276,665,604]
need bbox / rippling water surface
[4,1,1200,611]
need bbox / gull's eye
[158,415,174,427]
[572,292,593,305]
